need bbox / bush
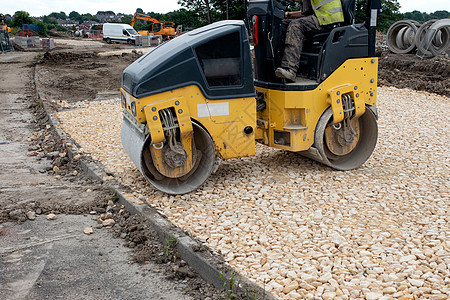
[34,21,48,36]
[56,25,68,32]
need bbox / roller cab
[249,0,380,170]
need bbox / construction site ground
[0,41,226,300]
[1,37,449,299]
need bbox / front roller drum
[140,122,217,195]
[303,107,378,170]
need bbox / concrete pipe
[387,20,419,54]
[415,19,450,57]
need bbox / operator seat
[342,0,356,25]
[298,0,356,79]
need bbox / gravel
[54,87,450,299]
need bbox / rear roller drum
[311,107,378,170]
[141,122,217,195]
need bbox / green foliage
[177,0,247,26]
[0,13,11,26]
[178,0,211,25]
[11,11,34,27]
[114,192,120,201]
[163,235,178,260]
[211,0,246,20]
[166,9,204,29]
[80,13,99,22]
[56,25,68,32]
[97,11,115,15]
[49,11,67,20]
[355,0,403,32]
[67,11,99,23]
[220,272,238,299]
[69,11,80,20]
[43,16,58,25]
[34,21,47,36]
[120,15,132,25]
[404,10,450,23]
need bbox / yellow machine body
[120,5,382,194]
[121,57,377,180]
[255,57,378,152]
[121,85,256,178]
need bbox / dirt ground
[0,43,227,299]
[3,36,448,299]
[35,44,450,104]
[36,50,138,102]
[377,48,450,97]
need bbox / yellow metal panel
[256,57,378,152]
[129,86,256,160]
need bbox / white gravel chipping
[54,86,449,299]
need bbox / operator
[275,0,345,81]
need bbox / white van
[102,23,140,44]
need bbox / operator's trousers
[281,15,322,73]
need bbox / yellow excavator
[120,0,381,194]
[130,12,175,38]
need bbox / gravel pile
[54,87,449,299]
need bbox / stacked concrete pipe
[386,19,450,57]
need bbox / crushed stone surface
[54,87,450,299]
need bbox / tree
[165,9,204,29]
[178,0,213,24]
[34,20,47,36]
[49,11,67,20]
[404,10,426,22]
[43,16,58,25]
[136,8,144,14]
[97,11,115,15]
[11,11,34,27]
[210,0,246,21]
[69,11,80,20]
[430,10,450,19]
[120,14,132,24]
[356,0,403,32]
[80,13,99,22]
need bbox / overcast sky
[2,0,449,17]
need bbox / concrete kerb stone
[33,65,276,300]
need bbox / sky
[2,0,450,17]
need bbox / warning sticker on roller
[197,102,229,118]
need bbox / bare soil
[37,50,140,102]
[1,45,227,299]
[35,46,450,105]
[377,48,450,97]
[15,38,447,300]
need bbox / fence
[90,30,103,41]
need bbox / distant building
[79,21,100,31]
[57,19,79,27]
[95,13,121,23]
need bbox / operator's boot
[275,67,296,82]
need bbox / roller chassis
[120,0,382,194]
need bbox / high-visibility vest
[311,0,345,26]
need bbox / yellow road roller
[120,0,381,194]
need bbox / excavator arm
[130,12,176,38]
[131,12,163,28]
